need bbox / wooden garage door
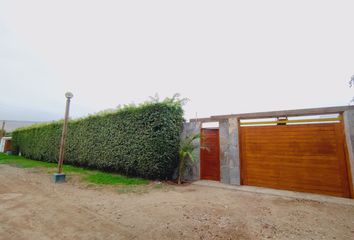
[240,123,351,198]
[200,128,220,181]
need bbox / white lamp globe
[65,92,74,99]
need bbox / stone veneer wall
[181,121,202,181]
[182,119,242,185]
[343,110,354,192]
[219,118,241,185]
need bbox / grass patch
[0,154,89,174]
[84,172,148,185]
[47,165,90,174]
[0,154,56,168]
[0,153,149,186]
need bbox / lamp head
[65,92,74,99]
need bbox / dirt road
[0,164,353,240]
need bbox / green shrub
[12,97,184,179]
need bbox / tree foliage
[177,133,200,184]
[12,97,184,179]
[349,75,354,104]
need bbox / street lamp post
[0,121,5,139]
[53,92,73,183]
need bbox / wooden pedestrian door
[240,119,352,198]
[200,128,220,181]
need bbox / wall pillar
[342,111,354,192]
[219,118,241,185]
[182,121,202,181]
[219,120,230,183]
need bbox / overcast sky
[0,0,353,122]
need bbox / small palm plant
[177,133,200,184]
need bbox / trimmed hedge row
[12,99,184,179]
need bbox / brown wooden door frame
[200,128,220,181]
[238,118,245,185]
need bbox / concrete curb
[193,180,354,206]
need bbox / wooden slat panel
[200,128,220,181]
[240,123,351,198]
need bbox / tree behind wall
[349,75,354,104]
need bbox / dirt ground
[0,165,353,240]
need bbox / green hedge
[12,99,184,179]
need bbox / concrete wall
[219,118,241,185]
[343,111,354,192]
[182,121,202,181]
